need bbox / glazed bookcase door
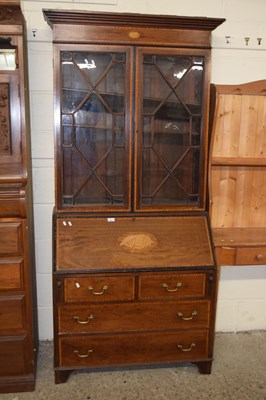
[134,47,210,212]
[55,44,133,212]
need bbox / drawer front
[0,198,25,218]
[0,222,22,255]
[59,330,209,367]
[0,336,28,376]
[0,259,23,290]
[215,246,236,267]
[58,300,210,333]
[236,247,266,265]
[64,275,135,303]
[0,296,25,332]
[139,273,207,300]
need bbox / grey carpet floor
[0,331,266,400]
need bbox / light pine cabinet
[43,9,224,383]
[209,81,266,266]
[0,1,38,393]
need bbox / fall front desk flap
[55,215,214,271]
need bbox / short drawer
[0,336,28,376]
[0,259,23,290]
[215,246,236,267]
[0,222,22,255]
[58,300,210,333]
[58,330,209,368]
[63,275,135,303]
[236,247,266,265]
[0,296,25,332]
[138,272,208,300]
[0,198,25,218]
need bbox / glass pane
[174,147,200,196]
[97,62,125,95]
[143,65,170,113]
[176,57,204,112]
[156,56,192,87]
[114,116,125,147]
[60,50,128,208]
[62,58,91,113]
[142,148,168,203]
[73,53,112,85]
[62,125,72,146]
[140,53,204,207]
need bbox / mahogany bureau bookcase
[0,0,38,393]
[43,9,225,384]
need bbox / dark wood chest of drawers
[53,216,217,383]
[0,2,38,393]
[0,219,37,392]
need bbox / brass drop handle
[74,349,93,358]
[162,282,182,292]
[177,311,198,321]
[88,285,109,295]
[73,314,94,324]
[177,343,196,352]
[256,254,263,261]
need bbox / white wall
[21,0,266,340]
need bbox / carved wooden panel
[0,83,11,155]
[0,6,22,25]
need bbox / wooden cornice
[43,10,225,32]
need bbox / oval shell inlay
[128,31,140,39]
[119,232,158,253]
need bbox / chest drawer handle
[73,314,94,324]
[256,254,263,261]
[88,285,109,295]
[74,349,93,358]
[177,311,198,321]
[162,282,182,292]
[177,343,196,352]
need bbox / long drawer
[236,247,266,265]
[0,336,28,376]
[58,300,210,333]
[58,330,209,368]
[215,245,266,266]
